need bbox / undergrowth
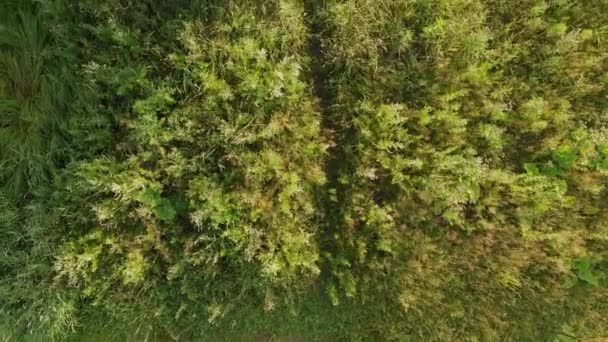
[1,0,607,340]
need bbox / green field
[1,0,607,340]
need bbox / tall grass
[0,2,73,199]
[1,0,607,340]
[0,2,83,338]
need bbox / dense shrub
[1,0,607,340]
[320,0,608,338]
[50,0,327,337]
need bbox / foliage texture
[1,0,607,340]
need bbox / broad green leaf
[154,198,177,222]
[572,256,600,287]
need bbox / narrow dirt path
[303,1,346,279]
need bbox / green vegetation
[1,0,607,340]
